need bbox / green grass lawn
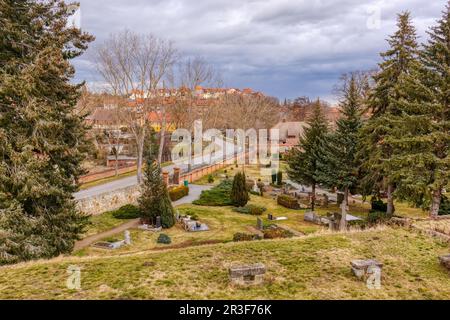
[83,211,128,238]
[76,194,323,258]
[1,228,449,300]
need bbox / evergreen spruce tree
[359,12,420,215]
[231,172,249,207]
[0,0,94,264]
[138,160,175,228]
[286,99,328,212]
[385,2,450,217]
[317,75,364,229]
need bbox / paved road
[74,139,240,200]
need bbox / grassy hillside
[1,228,449,300]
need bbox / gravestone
[439,254,450,270]
[268,213,274,221]
[156,216,162,228]
[256,217,263,231]
[337,193,344,205]
[124,230,131,245]
[323,194,329,207]
[351,259,383,281]
[229,263,266,285]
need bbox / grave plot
[92,230,132,250]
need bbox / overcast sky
[73,0,447,103]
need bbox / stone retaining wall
[76,184,140,216]
[77,157,237,216]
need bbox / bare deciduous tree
[95,30,177,182]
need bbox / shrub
[371,198,388,212]
[233,233,262,242]
[439,195,450,216]
[231,172,249,207]
[277,194,300,209]
[233,204,267,216]
[157,233,172,245]
[367,211,389,224]
[111,204,141,219]
[207,175,215,183]
[263,227,293,239]
[168,185,189,201]
[193,180,233,206]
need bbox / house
[271,121,307,153]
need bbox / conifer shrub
[231,172,250,207]
[111,205,141,219]
[193,180,233,206]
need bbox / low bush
[367,211,389,224]
[233,232,262,242]
[193,180,233,206]
[207,175,215,183]
[233,204,267,216]
[157,233,172,245]
[111,204,141,219]
[263,227,294,239]
[277,194,300,209]
[168,185,189,201]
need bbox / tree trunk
[311,183,316,212]
[386,184,395,216]
[340,187,349,231]
[114,151,119,177]
[137,138,144,184]
[430,188,442,219]
[158,113,166,164]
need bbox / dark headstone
[268,214,273,221]
[337,192,344,205]
[155,216,162,228]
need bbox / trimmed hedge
[263,227,294,239]
[277,194,300,209]
[233,232,262,242]
[111,204,141,219]
[168,185,189,201]
[233,205,267,216]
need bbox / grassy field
[1,228,449,300]
[77,194,323,257]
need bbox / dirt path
[73,219,140,252]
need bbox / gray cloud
[73,0,448,103]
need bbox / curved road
[74,139,241,200]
